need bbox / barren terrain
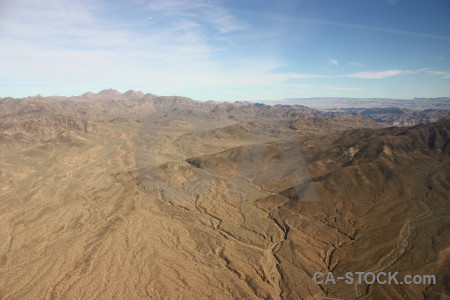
[0,90,449,299]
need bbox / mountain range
[0,90,449,299]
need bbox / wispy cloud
[289,73,330,79]
[346,68,428,79]
[253,13,450,41]
[324,86,363,91]
[386,0,399,6]
[278,68,448,81]
[426,70,450,79]
[282,83,363,91]
[346,70,405,79]
[350,61,365,67]
[145,0,246,33]
[0,0,242,78]
[316,19,450,41]
[330,58,338,66]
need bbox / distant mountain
[0,90,381,131]
[337,107,450,126]
[269,97,450,110]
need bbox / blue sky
[1,0,449,100]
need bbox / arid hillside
[0,91,448,299]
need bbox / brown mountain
[0,91,448,299]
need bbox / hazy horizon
[2,87,450,102]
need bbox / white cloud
[290,73,330,79]
[426,70,450,79]
[350,61,365,67]
[281,83,363,91]
[280,68,433,81]
[324,86,363,91]
[346,70,406,79]
[330,58,338,66]
[345,68,432,79]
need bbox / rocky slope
[0,90,448,299]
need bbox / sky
[1,0,450,101]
